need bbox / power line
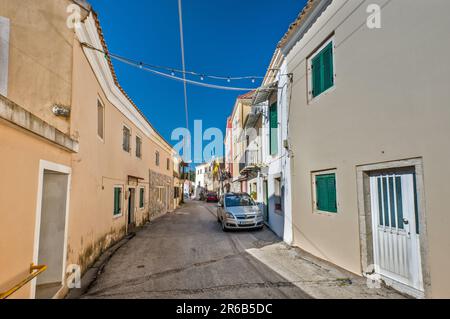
[178,0,189,130]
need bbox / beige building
[0,0,176,299]
[282,0,450,298]
[227,91,253,193]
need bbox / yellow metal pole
[0,264,47,300]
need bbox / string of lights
[81,42,263,91]
[111,55,259,91]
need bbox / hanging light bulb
[251,78,255,83]
[227,77,231,83]
[139,62,143,69]
[171,70,175,76]
[200,75,204,81]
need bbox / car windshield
[225,194,255,207]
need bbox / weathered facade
[0,0,175,299]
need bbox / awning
[252,81,279,105]
[243,105,262,129]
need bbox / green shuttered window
[139,188,145,208]
[315,173,337,213]
[311,41,334,98]
[269,103,278,156]
[114,187,122,215]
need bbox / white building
[246,49,291,241]
[194,163,211,198]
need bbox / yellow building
[227,91,253,193]
[0,0,176,299]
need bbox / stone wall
[149,169,174,219]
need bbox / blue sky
[89,0,306,149]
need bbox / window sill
[314,209,338,216]
[308,85,336,105]
[113,213,123,219]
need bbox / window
[269,103,278,156]
[225,194,255,207]
[123,126,131,152]
[113,186,123,216]
[97,99,104,140]
[314,172,337,213]
[274,177,283,212]
[139,187,145,208]
[310,39,334,99]
[167,158,170,170]
[156,186,166,203]
[136,136,142,158]
[0,16,10,97]
[155,151,160,166]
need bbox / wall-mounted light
[52,104,71,118]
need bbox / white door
[370,172,423,294]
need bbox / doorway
[33,161,71,299]
[369,170,423,294]
[128,188,135,228]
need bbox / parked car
[206,192,219,203]
[217,193,264,231]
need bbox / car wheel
[221,221,228,232]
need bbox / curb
[66,232,136,299]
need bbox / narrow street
[80,200,310,299]
[80,200,404,299]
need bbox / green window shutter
[316,174,337,213]
[316,176,327,211]
[312,54,322,97]
[326,175,337,212]
[322,42,334,92]
[114,188,122,215]
[140,188,144,208]
[311,41,334,98]
[114,188,118,214]
[269,103,278,156]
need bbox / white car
[217,193,264,231]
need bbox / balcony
[240,149,263,175]
[244,104,264,129]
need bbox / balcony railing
[240,149,262,174]
[246,149,261,167]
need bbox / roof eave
[278,0,333,56]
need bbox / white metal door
[370,172,423,293]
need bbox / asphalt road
[81,200,310,299]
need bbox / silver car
[217,193,264,231]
